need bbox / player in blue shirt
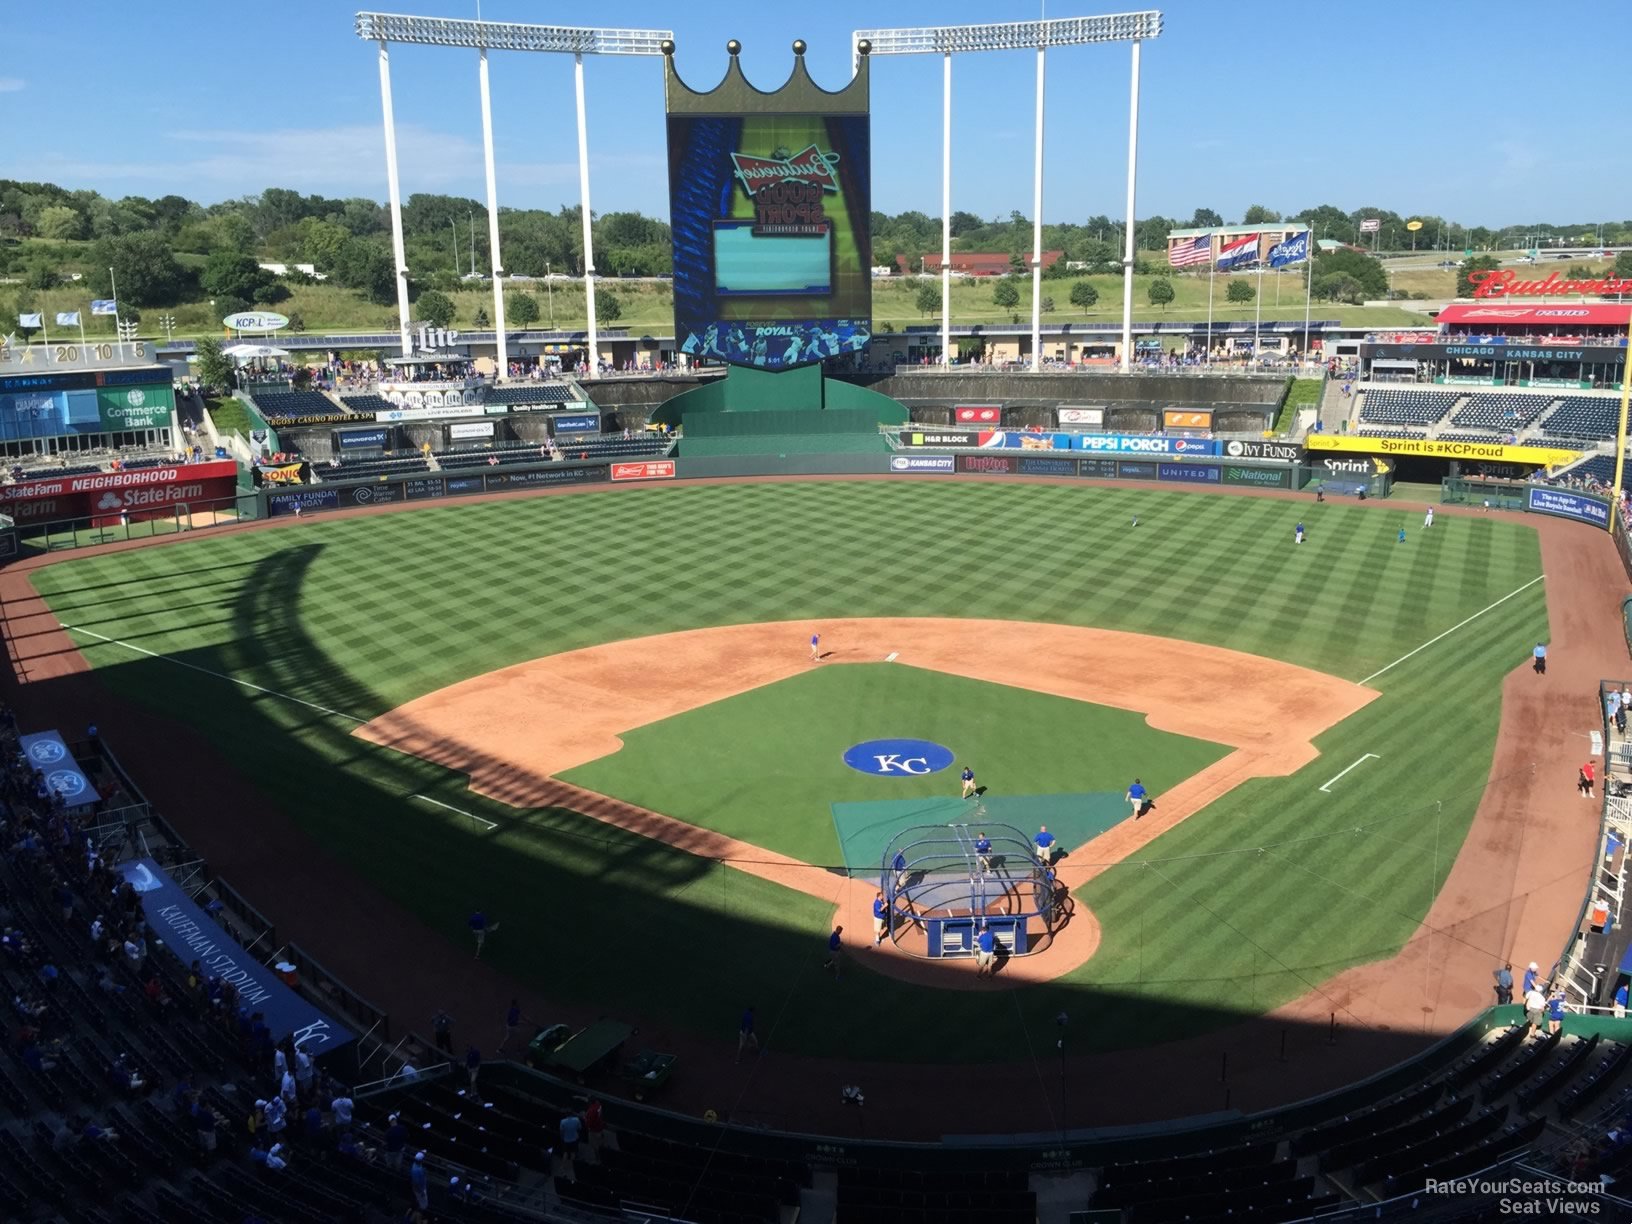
[1295,521,1304,545]
[1034,825,1058,865]
[1127,778,1149,816]
[975,924,997,977]
[974,831,992,871]
[960,765,977,799]
[1522,962,1539,995]
[737,1005,759,1061]
[809,632,821,662]
[823,925,844,979]
[893,850,909,889]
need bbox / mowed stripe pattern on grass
[28,482,1544,1059]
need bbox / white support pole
[940,53,951,367]
[1254,252,1264,359]
[1029,43,1046,373]
[377,40,413,357]
[574,52,599,378]
[1118,40,1142,373]
[478,48,509,376]
[1303,231,1313,369]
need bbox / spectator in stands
[330,1091,354,1128]
[465,1043,482,1090]
[1547,987,1567,1035]
[584,1097,605,1156]
[1616,981,1628,1019]
[383,1112,408,1170]
[558,1110,583,1172]
[1524,982,1547,1036]
[302,1101,325,1145]
[1524,961,1540,995]
[432,1009,454,1055]
[262,1092,287,1138]
[193,1096,219,1153]
[1580,760,1596,800]
[294,1045,314,1099]
[410,1151,430,1211]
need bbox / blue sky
[1,0,1623,226]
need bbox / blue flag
[1269,231,1310,268]
[91,299,118,316]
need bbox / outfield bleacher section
[250,390,341,423]
[1543,396,1622,442]
[338,394,393,416]
[1355,427,1427,439]
[1450,393,1552,431]
[316,453,430,481]
[484,384,574,406]
[1357,388,1459,426]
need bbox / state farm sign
[0,459,238,524]
[1468,268,1632,299]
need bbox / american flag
[1216,233,1260,269]
[1168,234,1211,268]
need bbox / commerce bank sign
[1468,269,1632,299]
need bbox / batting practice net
[879,823,1057,960]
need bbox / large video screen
[668,114,871,369]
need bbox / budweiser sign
[730,144,840,196]
[1468,268,1632,299]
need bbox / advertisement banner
[19,730,100,806]
[611,460,678,481]
[901,430,979,447]
[445,476,486,496]
[337,428,390,450]
[953,406,1003,424]
[1223,465,1292,489]
[118,857,353,1051]
[551,413,601,435]
[667,111,871,369]
[1304,435,1579,467]
[267,488,339,517]
[257,463,304,486]
[337,483,405,507]
[1221,439,1301,463]
[889,454,955,474]
[1527,486,1610,527]
[1076,434,1219,456]
[988,431,1076,451]
[1116,461,1158,480]
[1315,454,1391,480]
[1018,456,1077,477]
[1077,458,1120,479]
[1158,462,1222,484]
[404,478,447,501]
[0,389,68,440]
[1366,342,1627,364]
[0,460,240,524]
[450,421,496,440]
[1162,409,1213,430]
[486,465,610,490]
[96,383,175,431]
[1057,407,1105,427]
[956,454,1019,475]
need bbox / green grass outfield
[29,481,1546,1059]
[561,664,1229,866]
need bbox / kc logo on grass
[843,738,955,777]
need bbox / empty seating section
[835,1165,1034,1224]
[1558,454,1616,486]
[485,384,574,406]
[1358,388,1458,425]
[338,394,393,415]
[1451,393,1551,430]
[1438,430,1505,442]
[250,390,338,422]
[547,433,669,461]
[434,440,544,471]
[319,454,429,480]
[1355,427,1426,439]
[1544,395,1622,440]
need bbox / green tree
[1312,272,1363,304]
[1040,295,1055,314]
[1566,263,1595,280]
[23,260,57,291]
[597,292,622,323]
[1614,250,1632,279]
[416,289,456,329]
[1147,278,1176,310]
[1190,207,1223,228]
[1069,281,1099,314]
[507,291,540,327]
[992,279,1020,309]
[195,336,233,390]
[914,283,942,317]
[1225,278,1255,303]
[332,237,397,305]
[92,232,190,306]
[200,251,274,302]
[35,204,86,240]
[213,295,250,321]
[1242,204,1282,225]
[1310,248,1387,300]
[1008,252,1028,275]
[287,313,306,333]
[1456,254,1502,298]
[474,307,490,329]
[949,210,983,237]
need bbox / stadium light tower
[355,12,673,372]
[855,13,1161,373]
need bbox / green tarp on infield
[830,792,1131,876]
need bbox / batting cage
[878,823,1057,960]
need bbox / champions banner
[667,58,872,371]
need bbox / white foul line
[1319,753,1379,793]
[411,794,498,831]
[64,625,364,724]
[1358,574,1545,686]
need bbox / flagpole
[109,265,126,359]
[40,317,50,361]
[1253,242,1264,360]
[77,313,86,356]
[1206,260,1214,366]
[1303,228,1313,370]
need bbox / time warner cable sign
[665,46,871,370]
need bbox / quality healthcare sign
[118,858,355,1050]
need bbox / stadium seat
[1356,388,1458,426]
[1450,393,1553,430]
[1543,395,1622,441]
